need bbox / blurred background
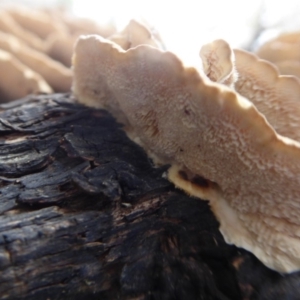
[1,0,300,59]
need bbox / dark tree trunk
[0,93,298,300]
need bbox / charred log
[0,93,298,300]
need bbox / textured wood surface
[0,93,298,300]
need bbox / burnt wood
[0,93,298,300]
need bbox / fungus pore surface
[72,35,300,273]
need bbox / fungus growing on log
[72,35,300,273]
[72,21,163,124]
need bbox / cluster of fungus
[3,3,300,275]
[72,26,300,273]
[0,6,115,102]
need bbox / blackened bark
[0,93,298,300]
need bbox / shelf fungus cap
[199,39,300,143]
[72,35,300,273]
[200,39,237,87]
[72,35,129,125]
[109,19,162,50]
[234,48,300,142]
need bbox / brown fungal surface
[0,49,52,101]
[7,6,68,39]
[0,31,72,92]
[200,39,237,87]
[271,30,300,43]
[72,37,129,126]
[0,10,45,51]
[275,60,300,78]
[43,11,116,67]
[109,19,162,50]
[72,21,164,125]
[256,31,300,64]
[233,48,300,142]
[45,32,78,67]
[256,32,300,78]
[72,35,300,273]
[256,40,300,63]
[199,40,300,143]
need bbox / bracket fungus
[200,39,300,142]
[72,37,129,126]
[109,19,163,50]
[72,35,300,273]
[199,39,237,88]
[233,49,300,142]
[72,21,163,126]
